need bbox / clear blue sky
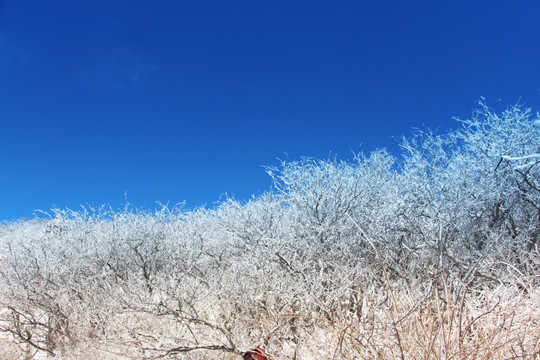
[1,1,539,221]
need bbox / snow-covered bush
[0,100,538,359]
[397,101,539,280]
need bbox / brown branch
[143,344,240,359]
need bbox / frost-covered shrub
[0,100,538,358]
[396,101,539,279]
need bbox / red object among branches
[243,346,270,360]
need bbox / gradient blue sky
[1,1,539,221]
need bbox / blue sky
[1,1,539,221]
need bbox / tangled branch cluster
[1,101,539,359]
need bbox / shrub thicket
[1,101,539,359]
